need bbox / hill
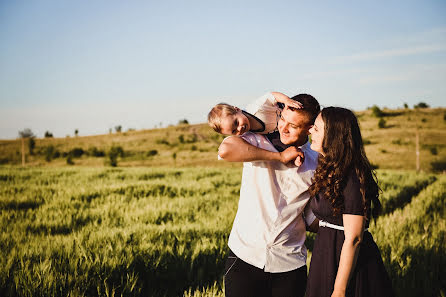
[0,107,445,171]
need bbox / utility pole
[21,137,25,166]
[416,129,420,172]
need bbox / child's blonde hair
[207,103,238,133]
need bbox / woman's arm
[331,214,365,297]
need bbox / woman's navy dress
[306,175,394,297]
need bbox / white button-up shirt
[221,132,318,273]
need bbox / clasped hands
[279,146,304,167]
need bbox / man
[218,94,320,297]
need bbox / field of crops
[0,166,445,297]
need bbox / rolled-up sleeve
[217,133,260,160]
[245,92,276,114]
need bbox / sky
[1,0,445,139]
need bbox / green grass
[0,167,240,296]
[0,167,444,297]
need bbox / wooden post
[21,137,25,166]
[415,129,420,172]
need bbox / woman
[306,107,393,297]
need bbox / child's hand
[272,92,303,110]
[284,97,303,110]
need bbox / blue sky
[1,0,445,139]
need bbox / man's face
[219,109,250,136]
[278,107,312,146]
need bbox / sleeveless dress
[306,174,394,297]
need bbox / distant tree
[107,146,124,167]
[75,129,79,137]
[45,145,56,162]
[403,103,408,109]
[172,152,177,165]
[414,102,429,109]
[28,138,35,155]
[178,119,189,125]
[44,131,53,138]
[378,118,386,129]
[66,154,74,165]
[371,105,383,117]
[18,129,36,164]
[18,128,35,138]
[115,125,122,133]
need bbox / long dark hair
[309,107,381,219]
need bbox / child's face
[219,109,250,135]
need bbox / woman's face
[219,109,250,136]
[309,113,325,155]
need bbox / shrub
[69,148,84,158]
[28,138,35,155]
[414,102,429,108]
[44,145,56,162]
[87,147,105,157]
[403,103,408,109]
[362,139,372,145]
[44,131,53,138]
[431,159,446,172]
[378,118,386,128]
[371,105,383,117]
[421,118,427,123]
[178,119,189,125]
[429,147,438,155]
[115,125,122,133]
[66,155,74,165]
[107,146,124,167]
[147,150,158,157]
[156,138,170,145]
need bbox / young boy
[208,92,304,165]
[207,92,302,136]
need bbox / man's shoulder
[302,144,319,167]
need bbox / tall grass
[0,167,444,296]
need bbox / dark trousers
[224,250,307,297]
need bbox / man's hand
[279,146,305,166]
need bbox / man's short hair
[288,94,320,124]
[207,103,238,133]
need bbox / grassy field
[1,107,445,171]
[0,107,445,296]
[0,167,444,297]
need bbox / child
[207,92,302,136]
[208,92,304,166]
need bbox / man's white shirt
[219,132,318,273]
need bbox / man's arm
[218,135,302,163]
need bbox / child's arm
[271,92,303,109]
